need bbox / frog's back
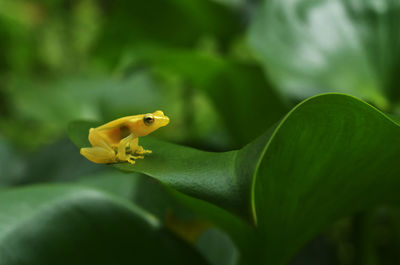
[94,115,142,147]
[96,116,138,130]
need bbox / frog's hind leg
[80,129,117,164]
[80,146,116,164]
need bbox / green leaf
[69,93,400,264]
[248,0,400,108]
[69,118,254,220]
[250,94,400,264]
[0,184,208,265]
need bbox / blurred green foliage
[1,0,400,265]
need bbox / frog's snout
[160,115,170,127]
[154,110,170,127]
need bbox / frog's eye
[143,115,154,126]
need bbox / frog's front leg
[129,137,151,156]
[117,134,137,164]
[127,137,144,159]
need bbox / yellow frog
[80,110,170,164]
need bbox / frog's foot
[126,155,145,164]
[135,146,152,155]
[126,155,136,165]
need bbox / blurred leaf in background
[0,184,209,265]
[94,0,242,65]
[120,46,288,147]
[248,0,400,109]
[2,71,163,148]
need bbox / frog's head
[138,110,170,136]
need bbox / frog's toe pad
[127,156,136,164]
[137,150,152,155]
[131,155,144,159]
